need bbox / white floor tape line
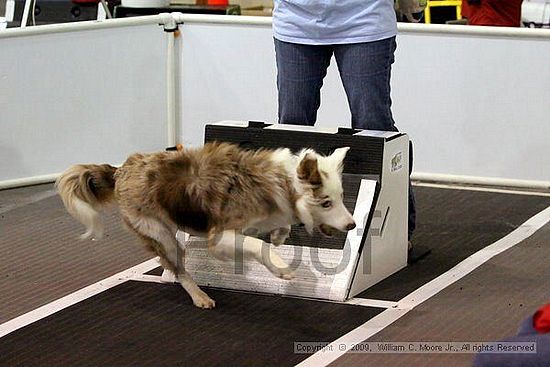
[0,258,160,339]
[296,205,550,367]
[413,182,550,197]
[344,298,399,309]
[131,274,169,284]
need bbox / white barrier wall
[178,21,348,147]
[0,20,168,187]
[1,15,549,187]
[393,30,550,184]
[178,19,550,185]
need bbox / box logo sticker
[391,152,403,173]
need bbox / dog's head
[296,147,356,237]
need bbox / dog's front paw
[266,258,294,280]
[267,266,294,280]
[192,293,216,309]
[278,268,295,280]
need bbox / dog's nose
[346,222,356,231]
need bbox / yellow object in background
[424,0,462,24]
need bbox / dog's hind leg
[129,217,215,309]
[208,229,294,280]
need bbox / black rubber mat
[330,223,550,367]
[0,281,382,367]
[358,187,550,301]
[3,184,548,367]
[146,266,164,276]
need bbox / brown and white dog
[56,142,356,309]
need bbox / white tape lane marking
[0,190,58,215]
[296,205,550,367]
[131,274,170,284]
[413,182,550,197]
[344,298,399,309]
[0,258,160,339]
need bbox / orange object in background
[461,0,523,27]
[195,0,229,6]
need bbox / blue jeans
[274,36,416,239]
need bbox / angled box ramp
[165,121,409,301]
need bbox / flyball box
[176,121,409,301]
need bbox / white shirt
[272,0,398,45]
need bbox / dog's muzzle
[319,222,356,237]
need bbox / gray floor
[0,184,152,323]
[0,183,57,215]
[1,183,549,367]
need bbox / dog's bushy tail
[56,164,117,240]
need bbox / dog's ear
[330,147,350,173]
[297,153,322,186]
[331,147,350,163]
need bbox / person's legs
[274,38,333,125]
[408,141,417,240]
[334,37,418,243]
[333,36,397,131]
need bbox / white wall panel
[1,17,548,185]
[0,23,167,183]
[178,21,550,183]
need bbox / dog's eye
[321,201,332,208]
